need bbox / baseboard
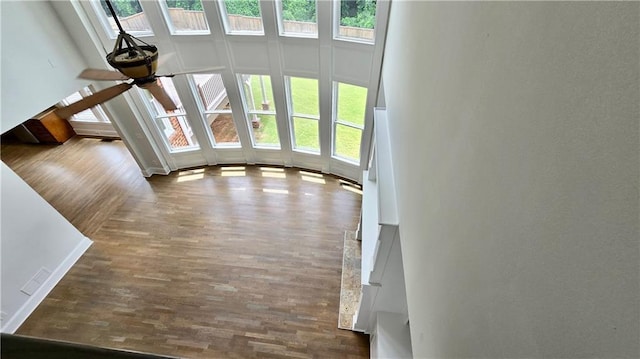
[72,129,119,138]
[1,237,93,333]
[141,166,171,177]
[352,313,366,333]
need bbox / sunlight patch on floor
[301,175,325,184]
[340,181,363,195]
[262,188,289,195]
[177,168,205,182]
[221,166,246,177]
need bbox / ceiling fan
[55,0,222,119]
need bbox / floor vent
[20,267,52,296]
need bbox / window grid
[219,0,265,35]
[94,0,153,38]
[239,74,280,148]
[139,78,200,153]
[334,0,376,43]
[335,119,363,130]
[332,81,367,162]
[191,74,240,147]
[276,0,318,38]
[160,0,210,35]
[286,76,320,153]
[60,87,111,123]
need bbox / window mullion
[292,113,320,121]
[336,119,363,130]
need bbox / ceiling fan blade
[157,52,175,68]
[156,66,225,77]
[55,83,132,119]
[78,68,130,81]
[139,80,177,111]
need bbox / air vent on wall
[20,267,52,296]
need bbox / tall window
[277,0,317,37]
[141,78,200,152]
[336,0,376,43]
[219,0,264,34]
[333,82,367,162]
[286,76,319,153]
[97,0,152,37]
[192,74,240,147]
[161,0,210,34]
[238,74,280,148]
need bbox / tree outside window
[221,0,264,33]
[338,0,376,42]
[99,0,152,35]
[278,0,317,37]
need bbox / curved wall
[52,0,390,183]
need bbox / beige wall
[383,2,639,357]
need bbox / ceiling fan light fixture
[103,0,158,82]
[55,0,223,119]
[106,35,158,81]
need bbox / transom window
[219,0,264,35]
[276,0,317,38]
[335,0,376,43]
[96,0,153,38]
[161,0,210,34]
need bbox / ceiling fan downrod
[103,0,158,81]
[104,0,126,35]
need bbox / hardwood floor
[1,137,368,358]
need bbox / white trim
[141,166,171,177]
[1,237,93,334]
[67,0,388,184]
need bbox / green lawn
[290,77,320,151]
[335,82,366,160]
[245,75,367,160]
[246,75,279,146]
[253,114,279,146]
[337,82,367,127]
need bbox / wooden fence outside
[168,8,208,31]
[110,9,374,40]
[108,12,151,32]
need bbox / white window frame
[91,0,154,39]
[137,82,200,153]
[189,73,240,148]
[285,76,320,154]
[159,0,210,36]
[332,81,366,164]
[59,86,111,123]
[237,74,279,149]
[275,0,318,39]
[333,0,376,44]
[217,0,265,36]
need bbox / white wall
[383,2,639,357]
[1,163,92,333]
[0,1,88,133]
[0,1,95,332]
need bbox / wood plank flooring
[1,137,368,358]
